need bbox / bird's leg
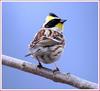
[38,61,43,68]
[36,56,43,68]
[52,63,60,80]
[53,63,60,73]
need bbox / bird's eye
[44,24,50,28]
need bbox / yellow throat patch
[55,23,64,31]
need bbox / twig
[2,55,98,89]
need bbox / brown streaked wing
[52,31,65,46]
[30,29,46,48]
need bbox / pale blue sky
[2,2,98,89]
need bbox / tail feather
[25,53,31,57]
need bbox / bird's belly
[30,45,64,64]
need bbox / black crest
[49,13,58,17]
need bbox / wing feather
[29,28,65,48]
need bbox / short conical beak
[61,19,67,23]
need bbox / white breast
[30,44,64,64]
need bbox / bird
[26,13,66,71]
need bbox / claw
[53,63,60,73]
[37,62,43,68]
[53,67,60,73]
[52,67,60,81]
[36,62,43,72]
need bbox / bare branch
[2,55,98,89]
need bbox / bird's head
[42,13,66,32]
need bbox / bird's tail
[25,53,32,57]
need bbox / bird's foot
[52,67,60,81]
[37,62,43,68]
[53,67,60,73]
[36,62,43,72]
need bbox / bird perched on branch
[26,13,66,71]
